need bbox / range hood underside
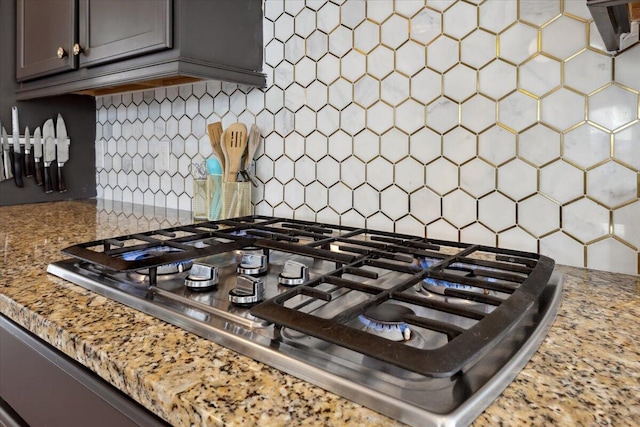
[588,0,640,52]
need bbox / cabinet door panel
[78,0,171,68]
[16,0,77,81]
[0,316,169,427]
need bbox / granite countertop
[1,200,639,426]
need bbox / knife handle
[8,148,15,176]
[13,152,24,187]
[44,165,53,193]
[34,159,43,186]
[57,163,66,193]
[25,151,33,177]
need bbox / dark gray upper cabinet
[78,0,171,68]
[16,0,77,81]
[16,0,265,100]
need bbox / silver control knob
[237,252,268,276]
[228,275,264,305]
[184,263,218,291]
[278,260,309,286]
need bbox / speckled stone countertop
[1,200,639,426]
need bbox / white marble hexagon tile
[95,0,640,275]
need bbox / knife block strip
[4,136,70,147]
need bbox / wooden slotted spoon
[224,123,247,182]
[206,122,225,172]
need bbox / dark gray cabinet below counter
[15,0,265,100]
[0,315,169,427]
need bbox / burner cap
[360,303,414,341]
[123,247,193,276]
[363,303,414,324]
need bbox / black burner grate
[61,215,555,377]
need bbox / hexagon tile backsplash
[95,0,640,275]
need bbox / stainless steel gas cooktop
[47,215,563,427]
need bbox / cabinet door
[78,0,171,68]
[0,316,169,427]
[16,0,77,81]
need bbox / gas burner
[184,263,218,291]
[422,276,476,295]
[417,258,475,295]
[359,303,414,342]
[278,260,309,286]
[123,247,193,275]
[237,247,268,276]
[125,270,184,283]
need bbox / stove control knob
[237,252,268,276]
[185,263,218,291]
[229,275,264,305]
[278,260,309,286]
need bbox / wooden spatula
[224,123,247,182]
[207,122,225,171]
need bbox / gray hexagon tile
[518,124,560,167]
[587,161,637,208]
[499,23,537,65]
[461,30,496,69]
[541,16,587,60]
[613,201,640,249]
[587,238,637,274]
[588,85,639,131]
[540,160,584,204]
[519,55,561,97]
[478,192,515,232]
[564,123,610,169]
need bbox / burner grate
[250,237,554,378]
[60,215,555,377]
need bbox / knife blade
[0,128,4,181]
[56,115,69,193]
[32,127,43,186]
[43,119,56,193]
[12,106,24,187]
[0,146,4,182]
[24,126,33,177]
[2,126,12,180]
[0,122,5,181]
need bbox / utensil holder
[207,173,223,220]
[192,178,209,220]
[221,181,251,219]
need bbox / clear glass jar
[192,178,209,221]
[221,181,252,219]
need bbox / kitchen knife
[24,126,33,177]
[0,136,4,182]
[12,106,24,187]
[56,114,69,192]
[43,119,56,193]
[2,127,12,180]
[0,123,5,181]
[32,127,43,186]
